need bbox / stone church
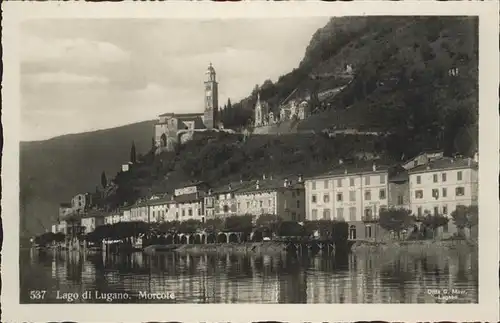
[155,63,219,152]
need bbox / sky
[20,18,330,141]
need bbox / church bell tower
[203,63,218,129]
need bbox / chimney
[240,179,243,184]
[284,178,289,188]
[298,174,303,183]
[270,175,273,180]
[426,165,431,170]
[228,184,232,190]
[208,188,213,195]
[372,163,377,172]
[467,158,471,166]
[256,180,260,190]
[344,169,348,175]
[263,174,266,180]
[339,159,344,165]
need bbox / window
[457,171,463,181]
[198,208,202,215]
[364,190,371,201]
[433,174,438,183]
[364,208,373,218]
[365,225,372,238]
[336,193,343,202]
[416,176,421,184]
[349,207,356,221]
[365,176,371,185]
[188,209,193,216]
[268,199,272,206]
[182,210,185,217]
[237,202,240,210]
[349,191,356,202]
[455,187,465,196]
[323,194,330,203]
[417,207,422,217]
[380,175,386,184]
[312,195,317,203]
[259,201,263,207]
[311,181,316,190]
[433,207,439,216]
[337,179,343,187]
[443,222,449,233]
[397,195,404,205]
[336,208,344,220]
[153,211,156,218]
[442,173,447,182]
[432,189,439,199]
[246,202,250,208]
[311,209,318,220]
[223,205,229,213]
[323,209,331,220]
[349,178,355,187]
[324,180,329,189]
[443,205,448,215]
[379,189,386,199]
[296,200,300,208]
[442,188,447,197]
[415,190,423,199]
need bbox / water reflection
[20,249,478,304]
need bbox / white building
[234,176,305,222]
[148,196,177,222]
[304,163,389,240]
[104,213,121,225]
[81,214,105,234]
[408,157,478,219]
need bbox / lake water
[20,248,478,303]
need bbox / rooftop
[235,176,304,195]
[306,163,390,180]
[408,157,478,174]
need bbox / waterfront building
[207,181,254,219]
[121,208,132,222]
[408,157,478,233]
[81,212,105,234]
[304,163,389,240]
[154,63,219,152]
[130,201,149,223]
[234,176,305,222]
[147,195,177,223]
[173,192,206,223]
[70,193,90,214]
[104,212,121,225]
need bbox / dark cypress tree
[130,141,137,164]
[100,171,107,189]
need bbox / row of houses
[52,151,478,241]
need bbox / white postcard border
[2,1,499,322]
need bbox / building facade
[148,196,176,223]
[402,151,444,171]
[81,214,105,234]
[305,164,389,240]
[254,93,271,127]
[408,157,479,219]
[235,177,305,222]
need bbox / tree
[101,171,107,189]
[451,205,478,236]
[378,208,413,240]
[203,218,224,232]
[130,141,137,164]
[255,214,282,232]
[421,213,449,239]
[224,215,253,233]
